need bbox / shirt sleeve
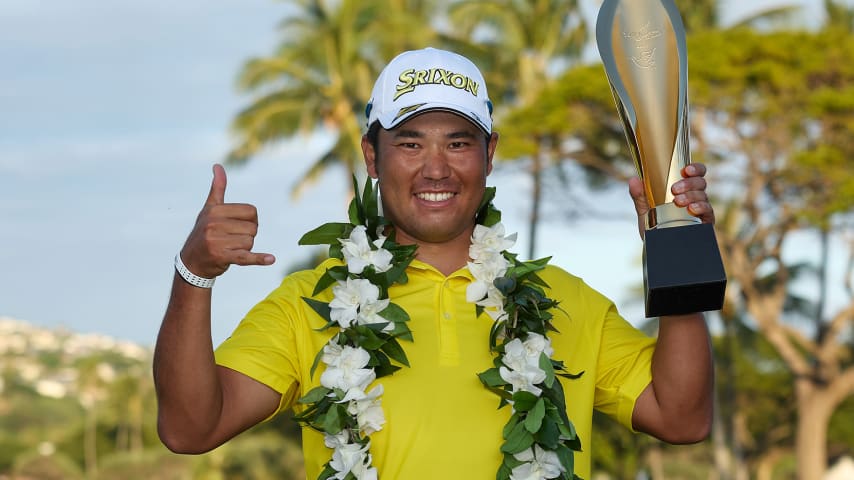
[541,265,655,432]
[592,301,655,431]
[214,277,309,416]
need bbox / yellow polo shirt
[215,259,655,479]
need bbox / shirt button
[443,312,451,319]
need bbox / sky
[0,0,843,347]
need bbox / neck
[392,227,474,276]
[414,242,470,276]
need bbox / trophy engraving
[596,0,726,317]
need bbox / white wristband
[174,253,216,288]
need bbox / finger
[682,163,707,178]
[673,190,708,209]
[208,203,259,222]
[205,217,259,237]
[687,201,715,224]
[628,177,649,215]
[228,250,276,267]
[205,164,227,206]
[672,176,707,196]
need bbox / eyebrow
[391,129,478,140]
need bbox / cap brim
[375,103,491,134]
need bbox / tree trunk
[711,389,732,480]
[795,387,832,480]
[527,147,543,260]
[645,443,665,479]
[755,447,786,480]
[85,406,98,477]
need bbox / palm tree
[823,0,854,31]
[75,356,109,478]
[674,0,799,32]
[228,0,442,198]
[447,0,588,259]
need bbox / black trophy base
[643,222,726,317]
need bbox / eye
[392,140,420,149]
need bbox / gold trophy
[596,0,726,317]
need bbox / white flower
[501,338,530,372]
[466,254,510,301]
[324,430,350,449]
[522,333,554,364]
[340,385,386,436]
[469,251,510,281]
[510,445,566,480]
[467,284,508,322]
[320,345,376,392]
[340,225,393,274]
[321,341,344,366]
[503,334,554,370]
[469,222,517,260]
[499,364,546,396]
[329,441,377,480]
[330,278,381,328]
[356,296,393,332]
[500,337,547,395]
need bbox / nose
[421,146,451,180]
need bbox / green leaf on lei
[302,298,333,329]
[496,462,512,480]
[502,414,520,439]
[379,337,410,367]
[379,302,409,323]
[320,403,344,433]
[298,386,331,404]
[511,391,539,412]
[298,222,350,246]
[524,398,546,433]
[362,176,377,219]
[501,421,534,454]
[311,266,348,296]
[535,416,560,449]
[347,325,384,350]
[475,186,500,226]
[556,370,585,380]
[539,352,556,388]
[318,464,337,480]
[556,444,577,474]
[477,367,505,388]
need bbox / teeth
[417,192,454,202]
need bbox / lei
[296,177,583,480]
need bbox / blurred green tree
[823,0,854,32]
[227,0,444,198]
[496,26,854,479]
[674,0,799,32]
[447,0,588,259]
[688,28,854,480]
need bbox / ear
[362,135,379,178]
[485,132,499,176]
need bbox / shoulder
[539,264,619,322]
[272,258,345,296]
[539,265,607,300]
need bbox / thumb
[206,164,227,206]
[628,177,649,216]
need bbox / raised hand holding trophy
[596,0,726,317]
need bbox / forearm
[153,273,224,452]
[647,312,714,442]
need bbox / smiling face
[363,111,498,256]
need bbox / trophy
[596,0,726,317]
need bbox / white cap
[366,47,493,134]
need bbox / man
[154,48,714,479]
